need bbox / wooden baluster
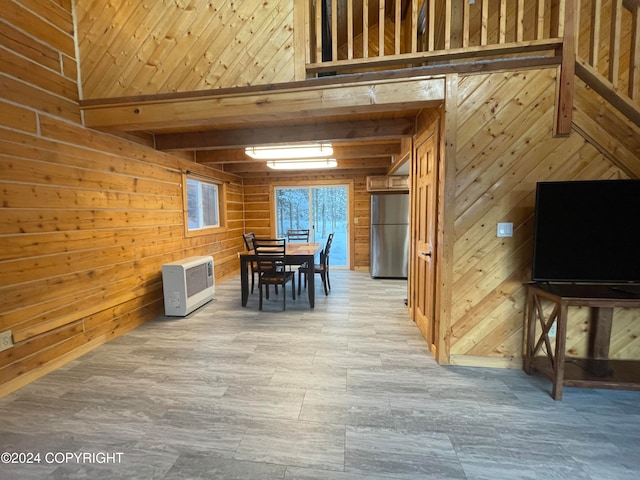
[537,0,546,40]
[332,0,338,61]
[481,0,489,46]
[347,0,353,59]
[379,0,385,56]
[427,0,435,51]
[609,0,622,88]
[296,0,309,80]
[315,0,323,63]
[403,0,422,53]
[395,0,401,54]
[590,0,601,68]
[550,0,565,38]
[445,0,451,49]
[631,3,640,100]
[499,0,507,44]
[463,0,470,48]
[363,0,369,58]
[516,0,524,42]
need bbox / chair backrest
[242,232,255,251]
[287,229,310,242]
[321,233,334,266]
[253,238,287,274]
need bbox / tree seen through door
[275,186,348,267]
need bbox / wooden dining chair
[253,238,296,310]
[242,232,257,294]
[286,229,310,242]
[298,232,334,296]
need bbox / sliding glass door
[275,185,348,267]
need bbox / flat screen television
[532,179,640,284]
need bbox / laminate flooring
[1,270,639,479]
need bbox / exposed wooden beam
[156,119,415,151]
[194,141,402,163]
[228,165,391,179]
[221,157,393,174]
[81,77,445,132]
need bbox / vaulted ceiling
[75,0,427,177]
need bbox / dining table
[239,242,324,308]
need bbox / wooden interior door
[412,133,438,348]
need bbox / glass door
[275,185,348,267]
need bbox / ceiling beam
[157,119,414,151]
[231,165,391,179]
[80,77,444,132]
[194,141,402,163]
[220,157,393,174]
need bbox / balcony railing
[576,0,639,102]
[304,0,567,74]
[302,0,639,114]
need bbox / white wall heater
[162,256,214,316]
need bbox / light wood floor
[1,270,639,479]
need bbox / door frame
[270,180,355,269]
[409,109,444,360]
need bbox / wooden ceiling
[75,0,439,177]
[81,75,446,177]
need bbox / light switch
[497,222,513,238]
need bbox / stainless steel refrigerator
[370,193,409,278]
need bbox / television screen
[532,179,640,283]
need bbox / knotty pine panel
[77,0,296,99]
[573,76,640,176]
[0,101,38,134]
[449,68,640,362]
[0,1,245,395]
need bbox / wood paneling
[76,0,296,99]
[0,1,245,395]
[448,68,640,363]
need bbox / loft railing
[304,0,567,74]
[576,0,639,103]
[301,0,639,123]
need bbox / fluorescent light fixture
[266,158,337,170]
[245,143,333,160]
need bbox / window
[184,173,225,235]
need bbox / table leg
[552,303,568,400]
[307,259,315,308]
[240,258,249,307]
[524,288,535,375]
[587,307,614,377]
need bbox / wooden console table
[524,283,640,400]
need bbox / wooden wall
[243,172,372,270]
[0,1,244,395]
[448,67,640,366]
[76,0,297,98]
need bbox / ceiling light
[266,159,337,170]
[245,143,333,160]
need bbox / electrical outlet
[0,330,14,352]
